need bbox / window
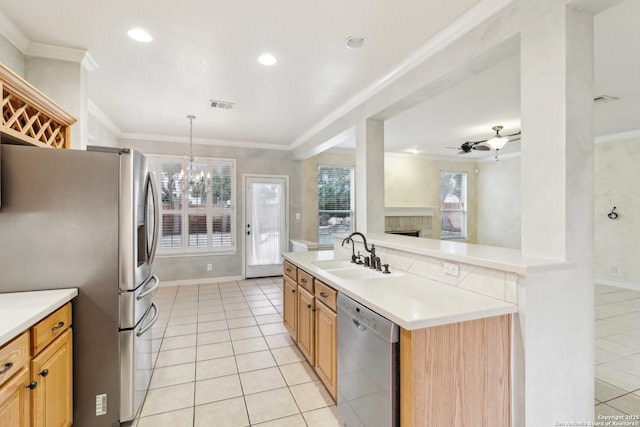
[318,166,354,245]
[149,155,236,254]
[440,171,467,240]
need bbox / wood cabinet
[0,331,31,427]
[0,303,73,427]
[400,314,511,427]
[283,275,298,340]
[314,300,337,399]
[31,328,72,427]
[297,287,315,364]
[282,261,338,401]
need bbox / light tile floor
[594,284,640,419]
[131,279,640,425]
[131,277,345,427]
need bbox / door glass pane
[161,214,182,248]
[188,214,208,248]
[249,182,284,266]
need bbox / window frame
[149,154,237,256]
[317,165,355,245]
[440,170,468,240]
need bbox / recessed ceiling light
[257,53,277,66]
[345,35,367,49]
[127,28,153,43]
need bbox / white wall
[594,136,640,289]
[476,155,521,249]
[0,34,24,77]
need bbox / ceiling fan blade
[507,131,521,138]
[472,144,490,151]
[457,150,466,155]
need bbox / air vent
[594,95,619,104]
[209,99,235,110]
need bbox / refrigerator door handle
[136,303,159,337]
[147,171,160,265]
[136,275,159,300]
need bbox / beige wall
[594,136,640,287]
[384,154,478,242]
[0,34,25,77]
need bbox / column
[519,1,594,425]
[355,118,385,234]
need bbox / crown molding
[288,0,516,151]
[595,128,640,143]
[26,42,98,70]
[0,11,29,52]
[88,100,122,136]
[120,132,291,151]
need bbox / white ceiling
[0,0,637,157]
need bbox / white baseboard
[594,277,640,292]
[160,275,244,287]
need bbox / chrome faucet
[342,232,381,270]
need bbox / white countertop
[0,288,78,346]
[283,251,516,330]
[340,232,574,275]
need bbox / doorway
[244,175,288,278]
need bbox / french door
[244,175,288,278]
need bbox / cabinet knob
[39,369,49,377]
[320,292,327,298]
[52,321,65,331]
[307,304,312,308]
[291,289,296,293]
[301,278,307,284]
[26,381,38,390]
[0,362,13,375]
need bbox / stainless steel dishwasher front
[337,293,400,427]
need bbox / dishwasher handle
[352,319,367,331]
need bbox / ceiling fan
[447,125,521,155]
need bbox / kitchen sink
[311,259,358,270]
[325,267,403,281]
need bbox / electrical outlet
[96,394,107,416]
[443,262,459,277]
[296,212,301,220]
[207,263,213,271]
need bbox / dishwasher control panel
[337,293,399,342]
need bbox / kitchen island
[283,232,576,427]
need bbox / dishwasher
[337,293,400,427]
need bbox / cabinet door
[31,328,73,427]
[315,300,337,400]
[297,287,315,365]
[283,276,298,340]
[0,367,30,427]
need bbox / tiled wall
[333,236,518,304]
[384,215,433,238]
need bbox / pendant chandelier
[179,114,212,195]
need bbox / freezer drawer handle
[137,302,159,337]
[0,362,13,374]
[137,275,160,300]
[52,321,65,331]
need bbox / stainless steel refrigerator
[0,142,160,426]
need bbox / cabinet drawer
[0,331,30,388]
[314,280,337,312]
[283,261,298,281]
[31,303,72,356]
[298,270,314,293]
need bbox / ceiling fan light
[486,136,509,150]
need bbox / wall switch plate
[207,263,213,271]
[96,394,107,416]
[443,262,459,277]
